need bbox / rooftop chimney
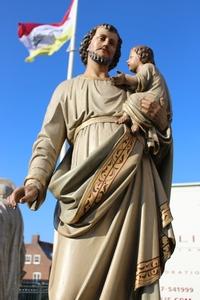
[32,234,40,244]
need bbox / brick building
[23,234,53,281]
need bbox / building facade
[23,234,53,281]
[160,183,200,300]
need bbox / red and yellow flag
[18,0,76,62]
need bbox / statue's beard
[88,51,112,66]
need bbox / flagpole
[53,0,79,254]
[60,0,79,161]
[67,0,78,80]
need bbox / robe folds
[0,179,25,300]
[25,75,175,300]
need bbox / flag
[18,0,76,62]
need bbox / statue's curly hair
[134,45,155,65]
[79,24,122,71]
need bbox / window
[33,254,41,264]
[25,254,32,264]
[33,272,41,281]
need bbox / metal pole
[67,0,78,80]
[60,0,79,161]
[53,0,79,256]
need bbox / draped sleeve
[24,80,69,210]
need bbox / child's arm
[123,74,138,89]
[111,72,138,90]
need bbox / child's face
[127,48,140,72]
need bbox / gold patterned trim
[160,201,173,228]
[161,234,174,261]
[135,233,175,290]
[69,130,135,224]
[135,257,161,290]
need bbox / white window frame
[25,254,32,264]
[33,254,41,264]
[32,272,41,281]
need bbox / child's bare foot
[116,113,130,124]
[131,123,139,134]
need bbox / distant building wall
[161,183,200,300]
[23,235,53,281]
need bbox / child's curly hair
[134,45,155,65]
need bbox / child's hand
[111,72,126,86]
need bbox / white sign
[160,183,200,300]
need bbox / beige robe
[126,63,171,111]
[25,75,175,300]
[0,179,25,300]
[123,63,172,156]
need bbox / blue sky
[1,0,200,242]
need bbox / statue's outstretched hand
[7,185,39,209]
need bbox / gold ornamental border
[135,256,160,290]
[69,131,135,224]
[135,233,174,289]
[160,201,173,228]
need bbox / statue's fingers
[6,187,25,208]
[20,187,39,204]
[6,195,17,208]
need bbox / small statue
[0,178,25,300]
[111,45,172,137]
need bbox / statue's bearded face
[87,26,119,66]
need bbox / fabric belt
[73,116,119,143]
